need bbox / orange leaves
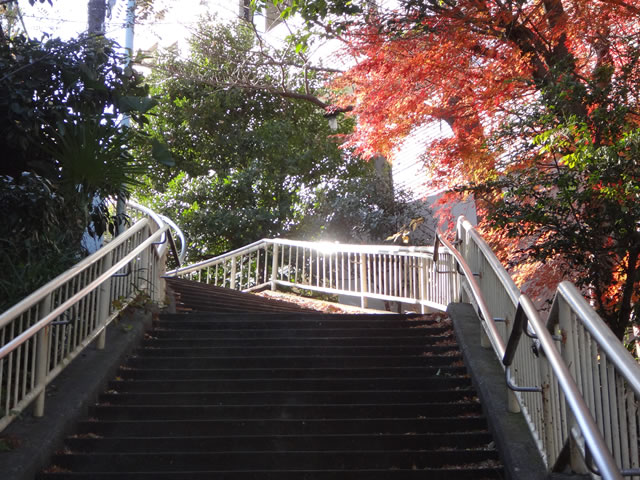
[330,0,640,193]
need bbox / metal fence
[0,202,180,431]
[170,239,457,313]
[455,216,639,479]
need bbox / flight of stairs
[39,282,504,479]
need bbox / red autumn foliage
[334,0,640,184]
[324,0,640,335]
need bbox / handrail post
[155,240,168,303]
[230,256,237,290]
[33,294,52,417]
[271,243,279,291]
[96,250,113,350]
[556,296,589,474]
[419,255,426,314]
[140,238,151,298]
[450,251,459,303]
[359,253,368,309]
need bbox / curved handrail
[127,200,186,265]
[457,216,520,306]
[435,232,506,359]
[159,213,187,264]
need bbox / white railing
[455,216,639,480]
[0,201,181,431]
[169,239,458,312]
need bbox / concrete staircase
[38,280,504,479]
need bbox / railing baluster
[359,253,368,309]
[271,243,279,291]
[7,321,15,413]
[302,247,307,285]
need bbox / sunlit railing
[0,201,182,431]
[169,239,457,312]
[455,216,639,479]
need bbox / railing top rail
[170,238,438,277]
[170,239,269,276]
[515,295,622,480]
[128,200,165,232]
[556,281,640,398]
[127,200,185,265]
[264,238,436,254]
[436,232,507,359]
[158,213,186,264]
[0,218,151,330]
[0,224,170,360]
[457,216,520,307]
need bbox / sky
[18,0,238,51]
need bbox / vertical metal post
[230,256,237,290]
[556,297,588,474]
[540,361,555,460]
[419,256,426,314]
[155,243,167,304]
[96,251,113,350]
[507,389,521,414]
[33,294,52,417]
[140,242,150,296]
[359,253,368,309]
[271,243,279,291]
[449,253,458,304]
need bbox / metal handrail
[0,224,169,359]
[0,219,149,330]
[0,201,182,431]
[514,295,622,479]
[169,238,267,276]
[456,216,521,306]
[169,238,436,278]
[128,200,186,265]
[158,213,186,264]
[435,232,506,358]
[170,237,449,312]
[556,281,640,398]
[450,216,632,479]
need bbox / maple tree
[270,0,640,340]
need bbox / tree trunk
[88,0,106,35]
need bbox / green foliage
[0,33,167,308]
[300,161,422,244]
[0,34,155,180]
[0,174,85,311]
[476,113,640,338]
[135,19,413,262]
